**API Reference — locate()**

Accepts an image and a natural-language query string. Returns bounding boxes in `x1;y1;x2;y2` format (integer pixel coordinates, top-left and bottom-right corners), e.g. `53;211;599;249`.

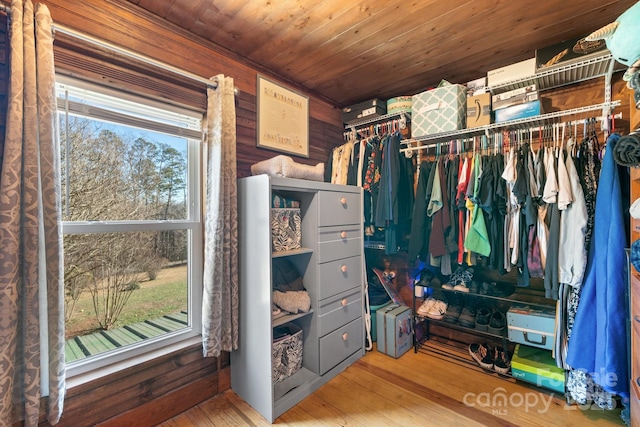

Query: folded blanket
251;155;324;181
273;290;311;314
612;132;640;167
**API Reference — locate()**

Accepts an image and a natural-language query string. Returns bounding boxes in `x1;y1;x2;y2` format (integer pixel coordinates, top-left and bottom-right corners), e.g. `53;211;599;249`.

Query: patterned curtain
0;1;65;425
202;75;239;357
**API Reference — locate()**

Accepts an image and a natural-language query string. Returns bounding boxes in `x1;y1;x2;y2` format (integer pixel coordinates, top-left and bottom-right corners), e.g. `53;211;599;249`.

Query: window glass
57;78;202;369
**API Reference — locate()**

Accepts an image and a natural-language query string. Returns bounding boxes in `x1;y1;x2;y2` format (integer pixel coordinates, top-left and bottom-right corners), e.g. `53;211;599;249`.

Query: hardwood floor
158;343;625;427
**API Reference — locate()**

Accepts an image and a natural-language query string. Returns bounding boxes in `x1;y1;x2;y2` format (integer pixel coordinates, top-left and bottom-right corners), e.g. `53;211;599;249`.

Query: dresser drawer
318;190;361;226
319;317;363;375
318;288;362;336
318;225;362;263
318;256;362;299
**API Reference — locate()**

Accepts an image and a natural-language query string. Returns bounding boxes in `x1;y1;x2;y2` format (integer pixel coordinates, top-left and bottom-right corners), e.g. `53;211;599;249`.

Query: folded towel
612;132;640;167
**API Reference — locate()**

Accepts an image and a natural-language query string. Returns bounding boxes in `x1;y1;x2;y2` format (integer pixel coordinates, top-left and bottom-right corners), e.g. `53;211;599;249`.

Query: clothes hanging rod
0;3;235;93
399;109;623;154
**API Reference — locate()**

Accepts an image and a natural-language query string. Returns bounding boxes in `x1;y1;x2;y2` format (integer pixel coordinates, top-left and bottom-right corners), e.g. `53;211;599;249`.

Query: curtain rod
0;3;235;92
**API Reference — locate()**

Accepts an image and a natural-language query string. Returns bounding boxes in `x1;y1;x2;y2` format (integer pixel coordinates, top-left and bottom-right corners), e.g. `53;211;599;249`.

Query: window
57;76;203;377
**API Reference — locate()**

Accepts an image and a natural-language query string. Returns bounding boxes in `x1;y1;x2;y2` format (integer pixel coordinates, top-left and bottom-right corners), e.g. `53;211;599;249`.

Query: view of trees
60;116;189;331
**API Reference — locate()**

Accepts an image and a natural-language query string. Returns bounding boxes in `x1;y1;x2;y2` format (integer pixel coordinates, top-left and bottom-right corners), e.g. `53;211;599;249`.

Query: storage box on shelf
232;175;365;423
412;83;466;137
342;98;386;124
507;304;556;350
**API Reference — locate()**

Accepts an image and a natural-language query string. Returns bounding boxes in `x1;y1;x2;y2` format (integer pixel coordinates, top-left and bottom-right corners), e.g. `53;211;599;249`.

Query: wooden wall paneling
39;346;229;426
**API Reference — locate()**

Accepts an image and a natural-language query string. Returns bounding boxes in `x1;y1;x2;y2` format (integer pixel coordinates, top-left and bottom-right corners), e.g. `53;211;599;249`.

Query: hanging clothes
566;133;629;400
407;161;434;263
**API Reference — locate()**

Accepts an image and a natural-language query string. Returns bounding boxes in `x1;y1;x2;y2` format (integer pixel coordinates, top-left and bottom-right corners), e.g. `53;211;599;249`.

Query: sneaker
458;304;476;328
487;311;506;335
416;298;436;317
426;299;448;320
475;306;491;331
453;267;473;292
469;343;494;370
443;266;464;290
493;347;511;374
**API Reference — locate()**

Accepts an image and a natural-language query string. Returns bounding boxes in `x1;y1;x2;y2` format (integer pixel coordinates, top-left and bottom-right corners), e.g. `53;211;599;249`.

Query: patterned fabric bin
411;83;466;137
271;208;302;252
272;323;303;383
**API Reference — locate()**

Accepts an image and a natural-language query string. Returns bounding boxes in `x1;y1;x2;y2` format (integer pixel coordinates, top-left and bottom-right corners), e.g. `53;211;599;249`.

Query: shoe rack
412;265;556;378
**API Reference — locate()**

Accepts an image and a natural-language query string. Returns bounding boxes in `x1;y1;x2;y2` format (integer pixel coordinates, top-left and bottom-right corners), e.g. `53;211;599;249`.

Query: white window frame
56;75;204;382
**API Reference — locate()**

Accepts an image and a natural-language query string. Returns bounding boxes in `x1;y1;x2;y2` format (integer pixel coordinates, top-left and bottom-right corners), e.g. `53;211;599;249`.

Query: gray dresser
231;175;364;423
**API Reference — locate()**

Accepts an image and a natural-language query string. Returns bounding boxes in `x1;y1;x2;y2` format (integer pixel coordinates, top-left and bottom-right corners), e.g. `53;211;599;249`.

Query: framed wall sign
257;75;309;157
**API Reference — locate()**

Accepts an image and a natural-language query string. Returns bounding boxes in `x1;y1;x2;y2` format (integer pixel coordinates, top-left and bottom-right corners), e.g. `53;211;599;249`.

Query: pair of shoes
492;347;511;374
417;298;447;320
442;266;474;292
479;281;515;297
487;311;506;335
475;306;491;331
468;343;494;370
458;304;476;328
468;343;512;374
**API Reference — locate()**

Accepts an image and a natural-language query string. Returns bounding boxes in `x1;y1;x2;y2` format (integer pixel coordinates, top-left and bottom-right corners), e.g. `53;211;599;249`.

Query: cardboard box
494;100;543;124
376;304;412;358
511;344;565;393
411;83;466;137
342;98;386;124
507;304;555;350
487;58;536;87
466;93;491;128
492;91;539;111
536;35;608;71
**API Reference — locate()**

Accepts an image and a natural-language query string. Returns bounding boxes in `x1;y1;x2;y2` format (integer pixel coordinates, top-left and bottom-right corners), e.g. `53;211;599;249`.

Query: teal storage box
376;304;412;358
511;344;565;393
412;83;466;137
370;301;392;342
507;304;556;350
494;100;542;123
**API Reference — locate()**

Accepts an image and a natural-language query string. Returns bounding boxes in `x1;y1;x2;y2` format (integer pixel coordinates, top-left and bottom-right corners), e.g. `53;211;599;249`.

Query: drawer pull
340;231;348;239
340;197;347;205
341;298;348;306
341;264;348;273
342;333;348;341
635;314;640;323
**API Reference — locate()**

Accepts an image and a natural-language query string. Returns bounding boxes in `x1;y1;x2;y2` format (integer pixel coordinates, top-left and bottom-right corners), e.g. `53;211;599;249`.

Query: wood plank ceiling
126;0;637;107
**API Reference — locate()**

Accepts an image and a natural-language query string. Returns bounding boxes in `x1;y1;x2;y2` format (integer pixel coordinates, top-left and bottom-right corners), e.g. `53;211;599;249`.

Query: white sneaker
417;298;436;317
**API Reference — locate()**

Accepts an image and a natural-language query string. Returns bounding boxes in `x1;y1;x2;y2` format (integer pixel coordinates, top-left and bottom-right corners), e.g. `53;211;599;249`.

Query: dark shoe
475;306;491;331
488;311;506;335
468;280;479;294
469;343;494;370
444;303;462;323
487;281;515;298
493;347;511;374
458;304;476;328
